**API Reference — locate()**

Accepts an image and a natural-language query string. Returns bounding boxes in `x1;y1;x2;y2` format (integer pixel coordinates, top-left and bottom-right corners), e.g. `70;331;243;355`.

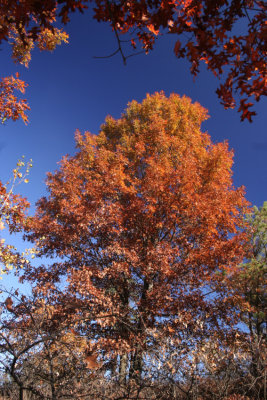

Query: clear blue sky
0;10;266;290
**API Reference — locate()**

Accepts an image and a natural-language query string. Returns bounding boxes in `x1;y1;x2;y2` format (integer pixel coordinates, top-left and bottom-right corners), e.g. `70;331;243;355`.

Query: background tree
0;1;266;121
228;202;267;399
24;92;249;389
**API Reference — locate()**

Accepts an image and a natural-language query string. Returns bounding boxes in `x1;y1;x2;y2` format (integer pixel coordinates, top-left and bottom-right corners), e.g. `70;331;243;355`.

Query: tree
0;287;105;400
228;202;267;398
23;92;249;386
0;1;266;121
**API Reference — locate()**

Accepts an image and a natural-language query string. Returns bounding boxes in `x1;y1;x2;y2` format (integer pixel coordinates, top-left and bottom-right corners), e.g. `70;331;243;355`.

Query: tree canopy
23;92;249;386
1;90;266;399
0;1;266;122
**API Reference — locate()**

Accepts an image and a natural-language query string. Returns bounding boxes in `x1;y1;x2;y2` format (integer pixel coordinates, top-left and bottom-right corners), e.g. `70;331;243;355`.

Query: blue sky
0;10;266;289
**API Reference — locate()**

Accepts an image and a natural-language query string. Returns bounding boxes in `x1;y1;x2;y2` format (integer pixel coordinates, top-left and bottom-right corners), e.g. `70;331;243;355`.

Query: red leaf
174;40;181;56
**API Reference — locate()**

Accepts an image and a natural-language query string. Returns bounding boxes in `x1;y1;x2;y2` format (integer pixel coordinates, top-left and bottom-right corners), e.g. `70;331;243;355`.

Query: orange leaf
147;24;159;35
5;297;13;311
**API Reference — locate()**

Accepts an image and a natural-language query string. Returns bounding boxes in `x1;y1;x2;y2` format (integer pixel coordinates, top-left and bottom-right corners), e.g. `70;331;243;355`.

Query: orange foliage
0;1;68;125
24;92;249;355
0;1;68;65
5;297;13;311
0;74;30;124
85;353;101;369
0;1;266;121
92;0;267;121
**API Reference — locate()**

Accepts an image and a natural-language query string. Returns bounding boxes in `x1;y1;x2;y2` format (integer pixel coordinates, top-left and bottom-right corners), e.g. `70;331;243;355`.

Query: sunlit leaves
0;2;68;125
9;26;69;68
0;158;31;276
0;74;30;124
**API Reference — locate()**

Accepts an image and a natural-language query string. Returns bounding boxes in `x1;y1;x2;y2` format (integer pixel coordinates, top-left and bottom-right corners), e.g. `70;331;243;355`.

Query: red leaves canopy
92;0;267;121
1;1;266;121
25;92;249;354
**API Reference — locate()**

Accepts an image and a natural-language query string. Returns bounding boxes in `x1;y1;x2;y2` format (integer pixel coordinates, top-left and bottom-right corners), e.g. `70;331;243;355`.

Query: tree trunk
110;355;117;378
119;353;128;385
19;387;23;400
128;277;149;383
129;346;143;383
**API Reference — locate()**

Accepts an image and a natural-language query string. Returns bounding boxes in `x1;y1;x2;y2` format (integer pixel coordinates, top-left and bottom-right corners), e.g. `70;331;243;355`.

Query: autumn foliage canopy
23;93;248;377
0;2;265;398
0;1;266;121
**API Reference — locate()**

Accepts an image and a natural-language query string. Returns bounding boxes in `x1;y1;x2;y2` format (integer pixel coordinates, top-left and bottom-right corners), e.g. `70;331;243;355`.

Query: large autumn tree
0;1;266;121
24;92;248;383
